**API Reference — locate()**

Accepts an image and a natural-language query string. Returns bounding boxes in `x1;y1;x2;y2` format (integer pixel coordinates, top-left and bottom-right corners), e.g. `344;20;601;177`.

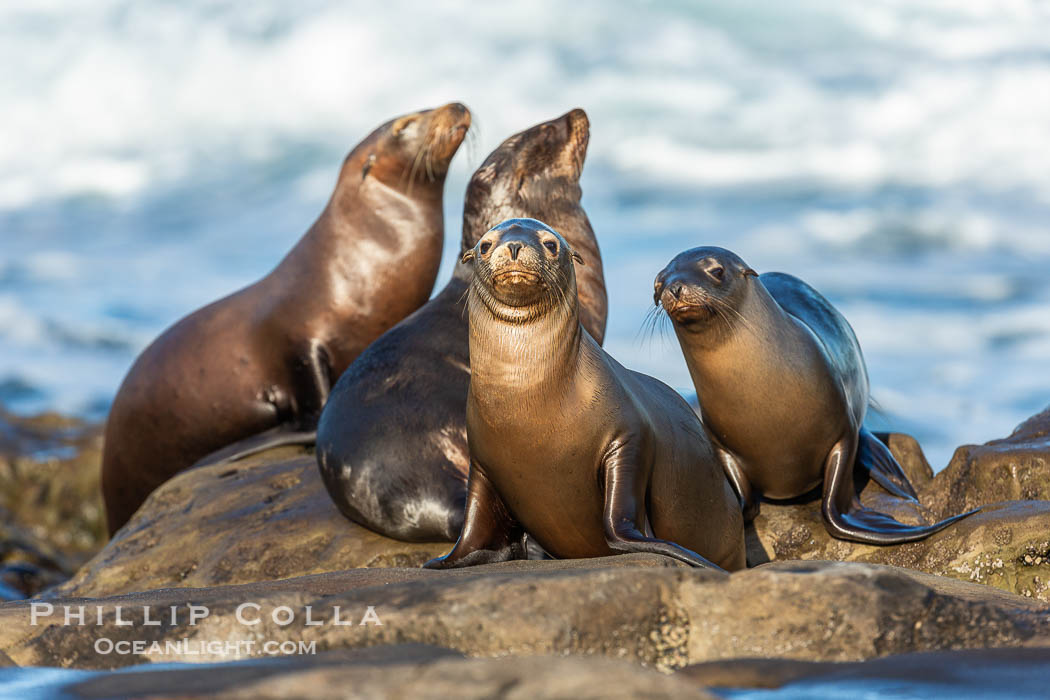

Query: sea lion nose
670;282;683;299
506;242;523;260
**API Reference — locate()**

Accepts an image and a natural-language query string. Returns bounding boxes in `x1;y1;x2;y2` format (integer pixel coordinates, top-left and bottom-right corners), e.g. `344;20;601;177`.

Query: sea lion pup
316;109;607;542
654;247;979;544
424;220;745;570
101;103;471;534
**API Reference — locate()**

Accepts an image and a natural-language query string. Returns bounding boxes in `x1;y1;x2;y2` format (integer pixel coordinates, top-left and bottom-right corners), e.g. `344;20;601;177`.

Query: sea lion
654;247;978;543
316;109;607;542
101;103;471;534
424;219;745;570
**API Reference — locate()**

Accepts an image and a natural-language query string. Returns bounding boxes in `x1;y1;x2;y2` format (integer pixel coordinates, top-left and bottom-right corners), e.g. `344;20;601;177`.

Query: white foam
2;0;1049;217
2;0;1050;470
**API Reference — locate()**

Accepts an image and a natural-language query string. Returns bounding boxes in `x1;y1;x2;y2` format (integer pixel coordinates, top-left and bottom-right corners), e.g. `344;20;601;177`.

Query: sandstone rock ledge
52;447;451;598
925;405;1050;517
748;428;1050;602
0;408;105;599
54;411;1050;606
3;645;717;700
3;558;1048;671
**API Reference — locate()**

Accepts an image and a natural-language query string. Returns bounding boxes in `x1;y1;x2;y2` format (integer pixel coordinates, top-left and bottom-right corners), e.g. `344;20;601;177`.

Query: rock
871;431;935;492
923;405;1050;519
3;559;1047;670
745;433;938;569
53;447;459;598
678;657;845;689
0;560;67;602
849;502;1050;600
747;428;1050;601
0;408;105;597
678;647;1050;693
4;646;713;699
749;499;1050;601
196;655;715;700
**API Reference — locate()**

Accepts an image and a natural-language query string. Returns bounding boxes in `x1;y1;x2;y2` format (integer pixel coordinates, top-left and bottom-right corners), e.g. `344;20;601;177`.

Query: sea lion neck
277;176;445;290
466;282;582;398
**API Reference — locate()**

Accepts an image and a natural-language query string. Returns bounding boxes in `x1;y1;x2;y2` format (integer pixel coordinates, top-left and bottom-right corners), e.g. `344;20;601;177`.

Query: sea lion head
654;247;758;330
461;109;589;252
463;218;584;320
351;102;471;193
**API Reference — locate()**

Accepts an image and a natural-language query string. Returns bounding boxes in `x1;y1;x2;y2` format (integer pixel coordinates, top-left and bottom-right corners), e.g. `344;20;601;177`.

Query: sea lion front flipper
856;427;919;501
423;461;527;569
289;338;335;421
601;437;725;570
714;445;761;522
190;338;336;470
189;426;318;470
821;438;979;545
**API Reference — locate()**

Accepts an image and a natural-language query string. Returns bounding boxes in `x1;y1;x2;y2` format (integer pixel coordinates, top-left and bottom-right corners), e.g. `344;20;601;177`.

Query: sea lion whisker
423;137;436;182
706;295;762;337
636;305;662;344
405;135;430;194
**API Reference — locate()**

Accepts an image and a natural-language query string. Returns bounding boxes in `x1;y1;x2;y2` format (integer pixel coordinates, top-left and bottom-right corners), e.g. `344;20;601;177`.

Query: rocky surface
0;645;715;699
0;408;105;599
924;405;1050;518
2;404;1050;697
53;423;1050;605
51;446;456;598
748;430;1050;602
5;643;1049;698
679;647;1050;693
3;557;1048;671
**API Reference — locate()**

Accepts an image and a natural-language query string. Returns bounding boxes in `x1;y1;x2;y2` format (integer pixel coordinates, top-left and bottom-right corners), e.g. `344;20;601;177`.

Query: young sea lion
654;247;978;544
424;219;745;570
101;103;471;534
316;109;607;542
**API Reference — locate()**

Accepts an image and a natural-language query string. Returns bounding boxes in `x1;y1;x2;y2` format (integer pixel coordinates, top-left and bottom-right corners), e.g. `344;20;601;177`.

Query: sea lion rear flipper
423;461;527;569
856;427;920;501
822;438;979;545
189;426;318;470
601;437;725;570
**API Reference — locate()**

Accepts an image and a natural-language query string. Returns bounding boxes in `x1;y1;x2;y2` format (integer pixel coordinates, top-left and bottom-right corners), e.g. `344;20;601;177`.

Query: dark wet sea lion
424;219;745;570
101;103;471;534
316;109;607;542
654;246;978;543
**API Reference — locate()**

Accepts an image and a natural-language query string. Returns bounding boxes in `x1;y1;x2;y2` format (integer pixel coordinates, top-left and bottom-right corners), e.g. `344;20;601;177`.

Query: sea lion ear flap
571;251;585;266
742;268;758;278
461;249;475;264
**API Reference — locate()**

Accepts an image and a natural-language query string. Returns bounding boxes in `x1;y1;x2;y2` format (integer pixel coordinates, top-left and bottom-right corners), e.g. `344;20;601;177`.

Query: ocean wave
1;0;1049;469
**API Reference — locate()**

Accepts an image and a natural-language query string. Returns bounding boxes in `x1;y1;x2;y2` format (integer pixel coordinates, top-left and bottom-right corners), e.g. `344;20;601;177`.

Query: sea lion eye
479;241;492;255
543;241;558;255
708;266;724;281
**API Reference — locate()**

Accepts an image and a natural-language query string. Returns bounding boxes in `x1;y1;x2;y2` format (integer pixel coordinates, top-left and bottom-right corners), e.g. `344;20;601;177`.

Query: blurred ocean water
1;0;1049;470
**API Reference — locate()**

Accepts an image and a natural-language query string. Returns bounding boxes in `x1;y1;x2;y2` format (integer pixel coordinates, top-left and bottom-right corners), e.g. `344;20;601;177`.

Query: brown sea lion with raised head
316;109;607;542
101;103;471;534
424;219;745;570
654;246;978;543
